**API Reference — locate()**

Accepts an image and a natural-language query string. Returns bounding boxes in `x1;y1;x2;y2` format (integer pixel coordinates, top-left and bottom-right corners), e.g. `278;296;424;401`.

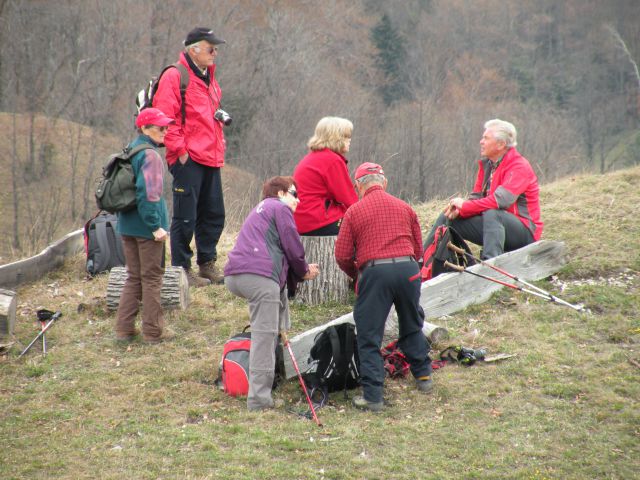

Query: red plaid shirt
335;185;423;279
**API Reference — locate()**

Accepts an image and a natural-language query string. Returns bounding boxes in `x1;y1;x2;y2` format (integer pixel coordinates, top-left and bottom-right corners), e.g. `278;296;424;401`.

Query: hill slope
0;112;261;263
1;166;639;479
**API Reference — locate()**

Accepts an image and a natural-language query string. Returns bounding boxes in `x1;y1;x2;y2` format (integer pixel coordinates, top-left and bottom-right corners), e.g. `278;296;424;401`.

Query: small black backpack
83;212;125;276
304;323;360;396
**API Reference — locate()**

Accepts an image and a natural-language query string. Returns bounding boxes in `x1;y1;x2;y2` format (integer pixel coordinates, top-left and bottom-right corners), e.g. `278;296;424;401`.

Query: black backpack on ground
95;143;154;214
304;323;360;397
421;224;476;281
84;212;125;276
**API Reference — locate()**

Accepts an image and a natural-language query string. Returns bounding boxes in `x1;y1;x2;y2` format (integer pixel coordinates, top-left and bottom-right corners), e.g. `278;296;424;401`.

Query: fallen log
106;266;190;311
0;289;17;338
419;240;567;320
0;229;84;289
283;240;566;378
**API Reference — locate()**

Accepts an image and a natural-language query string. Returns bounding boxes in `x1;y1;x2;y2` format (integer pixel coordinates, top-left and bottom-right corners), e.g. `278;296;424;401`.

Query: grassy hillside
1;167;639;479
0;112;261;263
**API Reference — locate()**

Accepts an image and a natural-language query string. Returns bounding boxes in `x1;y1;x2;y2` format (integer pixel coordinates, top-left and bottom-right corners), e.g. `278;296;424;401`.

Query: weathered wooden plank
419;240;566;320
297;236;350;305
0;289;17;338
283;240;566;378
0;229;84;289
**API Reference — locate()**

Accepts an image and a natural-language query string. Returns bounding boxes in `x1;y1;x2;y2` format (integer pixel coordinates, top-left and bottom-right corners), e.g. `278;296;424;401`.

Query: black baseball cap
184;27;226;47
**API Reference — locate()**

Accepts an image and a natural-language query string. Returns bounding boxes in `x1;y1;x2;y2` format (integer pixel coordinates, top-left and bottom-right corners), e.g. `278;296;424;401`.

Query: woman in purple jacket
224;176;320;411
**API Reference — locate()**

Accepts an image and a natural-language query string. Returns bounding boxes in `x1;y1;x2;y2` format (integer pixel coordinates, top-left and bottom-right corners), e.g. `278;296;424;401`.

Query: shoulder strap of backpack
174;63;189;125
123;143;155;159
341;324;356;397
327;326;343;373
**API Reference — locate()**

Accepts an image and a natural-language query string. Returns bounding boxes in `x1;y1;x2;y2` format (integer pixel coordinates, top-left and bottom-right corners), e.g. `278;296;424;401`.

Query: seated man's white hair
484;118;517;148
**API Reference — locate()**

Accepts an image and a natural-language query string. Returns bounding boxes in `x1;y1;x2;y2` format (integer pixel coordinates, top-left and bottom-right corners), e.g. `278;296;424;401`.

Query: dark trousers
302;219;341;236
115;236;165;341
169;158;225;269
425;209;534;260
354;261;432;403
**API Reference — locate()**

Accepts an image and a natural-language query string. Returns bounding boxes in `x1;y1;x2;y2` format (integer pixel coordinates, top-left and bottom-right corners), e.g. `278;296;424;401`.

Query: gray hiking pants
225;274;290;410
425;209;534;259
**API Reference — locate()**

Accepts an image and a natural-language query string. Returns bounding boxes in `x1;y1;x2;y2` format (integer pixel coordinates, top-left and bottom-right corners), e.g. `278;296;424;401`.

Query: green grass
1;167;640;479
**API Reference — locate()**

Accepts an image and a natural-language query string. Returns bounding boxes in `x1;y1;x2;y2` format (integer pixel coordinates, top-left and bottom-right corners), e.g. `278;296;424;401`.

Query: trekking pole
41;318;47;354
18;311;62;358
447;242;585;312
281;331;323;427
443;261;575;305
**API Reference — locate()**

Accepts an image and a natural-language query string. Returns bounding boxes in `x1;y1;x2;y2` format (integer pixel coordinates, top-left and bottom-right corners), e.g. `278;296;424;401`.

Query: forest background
0;0;639;262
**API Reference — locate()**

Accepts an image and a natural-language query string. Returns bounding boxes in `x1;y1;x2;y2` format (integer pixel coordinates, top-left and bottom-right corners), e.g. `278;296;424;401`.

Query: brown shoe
143;328;176;345
198;260;224;284
115;329;140;344
186;268;211;288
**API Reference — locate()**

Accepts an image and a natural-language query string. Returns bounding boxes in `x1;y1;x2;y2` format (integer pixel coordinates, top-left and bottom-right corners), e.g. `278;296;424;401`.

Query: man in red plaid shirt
335;162;434;412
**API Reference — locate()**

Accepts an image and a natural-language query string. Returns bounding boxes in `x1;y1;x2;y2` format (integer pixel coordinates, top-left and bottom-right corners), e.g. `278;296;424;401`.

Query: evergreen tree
371;14;412;105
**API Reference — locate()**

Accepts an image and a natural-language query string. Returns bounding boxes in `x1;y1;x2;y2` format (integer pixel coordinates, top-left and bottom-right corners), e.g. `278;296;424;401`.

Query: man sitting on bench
424;118;542;260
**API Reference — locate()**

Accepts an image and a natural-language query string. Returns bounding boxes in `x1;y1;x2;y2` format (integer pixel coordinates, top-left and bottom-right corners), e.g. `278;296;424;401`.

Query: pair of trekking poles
18;309;63;358
444;242;586;312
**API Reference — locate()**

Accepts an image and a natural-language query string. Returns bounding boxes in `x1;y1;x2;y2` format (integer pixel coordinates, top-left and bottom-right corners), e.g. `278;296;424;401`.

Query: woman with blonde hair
293;116;358;236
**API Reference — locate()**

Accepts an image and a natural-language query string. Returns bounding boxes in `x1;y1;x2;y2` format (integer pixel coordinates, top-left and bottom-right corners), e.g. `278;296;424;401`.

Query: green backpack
95;143;154;213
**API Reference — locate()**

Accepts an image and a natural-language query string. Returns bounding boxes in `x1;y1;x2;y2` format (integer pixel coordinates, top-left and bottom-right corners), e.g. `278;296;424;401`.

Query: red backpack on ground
215;327;285;397
421;224;475;281
217;328;252;396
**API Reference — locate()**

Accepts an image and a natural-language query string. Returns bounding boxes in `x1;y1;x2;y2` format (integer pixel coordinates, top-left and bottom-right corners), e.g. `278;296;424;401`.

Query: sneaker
352;395;384;412
198;260;224;284
415;376;434;393
186;268;211;288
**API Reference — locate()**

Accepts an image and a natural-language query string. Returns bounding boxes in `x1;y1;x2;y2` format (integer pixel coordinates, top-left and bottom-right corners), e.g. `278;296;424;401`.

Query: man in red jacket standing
425;118;542;259
153;27;228;287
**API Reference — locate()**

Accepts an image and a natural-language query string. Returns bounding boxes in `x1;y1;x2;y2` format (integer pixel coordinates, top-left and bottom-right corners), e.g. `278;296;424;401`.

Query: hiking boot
198;260;224;284
185;268;211;288
415;376;434;394
143;328;176;345
115;329;140;344
352;395;384;412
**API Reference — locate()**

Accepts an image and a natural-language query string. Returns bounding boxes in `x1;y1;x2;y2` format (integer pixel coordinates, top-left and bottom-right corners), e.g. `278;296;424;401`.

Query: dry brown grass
1;164;639;479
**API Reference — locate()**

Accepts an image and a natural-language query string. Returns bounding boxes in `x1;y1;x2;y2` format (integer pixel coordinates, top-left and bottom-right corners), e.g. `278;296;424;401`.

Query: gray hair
184;41;203;53
356;173;386;186
484;118;517;148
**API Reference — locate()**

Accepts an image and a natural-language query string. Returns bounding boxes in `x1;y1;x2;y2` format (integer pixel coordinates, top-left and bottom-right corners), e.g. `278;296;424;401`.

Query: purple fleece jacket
224;198;309;288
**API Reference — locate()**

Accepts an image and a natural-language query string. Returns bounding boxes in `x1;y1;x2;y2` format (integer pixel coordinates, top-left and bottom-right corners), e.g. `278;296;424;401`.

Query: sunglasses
152;125;169;133
287;188;298;198
196;45;218;55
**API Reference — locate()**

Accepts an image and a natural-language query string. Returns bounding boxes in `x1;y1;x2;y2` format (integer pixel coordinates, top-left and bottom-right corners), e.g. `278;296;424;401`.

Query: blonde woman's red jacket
459;147;543;241
293;148;358;234
153;52;226;168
